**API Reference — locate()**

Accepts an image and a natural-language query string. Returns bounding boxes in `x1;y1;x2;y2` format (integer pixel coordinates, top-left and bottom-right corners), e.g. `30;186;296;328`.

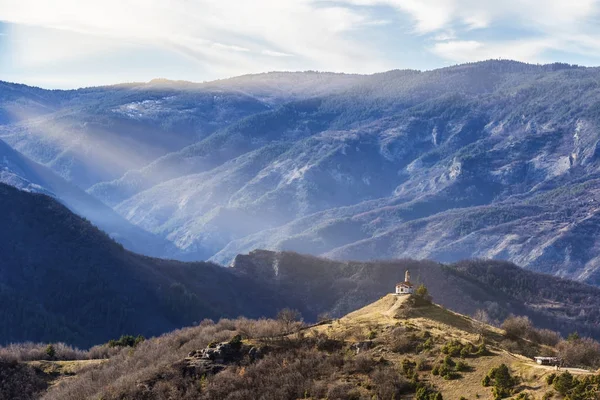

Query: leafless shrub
0;360;47;400
474;309;492;324
317;312;332;323
502;316;534;340
371;366;411;399
391;336;414;354
557;337;600;368
237;317;290;339
389;327;417;354
87;344;123;360
276;308;303;334
537;329;562;346
0;342;89;362
416;355;431;371
327;382;361;400
345;353;376;374
43;318;274;400
41;316;322;400
500;339;521;354
200;348;336;400
501;315;565;349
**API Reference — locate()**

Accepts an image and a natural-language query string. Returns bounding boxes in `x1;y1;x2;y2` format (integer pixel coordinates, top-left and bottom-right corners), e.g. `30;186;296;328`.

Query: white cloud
337;0;600;60
7;24;127;68
2;0;600;87
261;50;294;57
339;0;598;34
431;38;556;64
351;0;600;65
0;0;391;78
211;43;250;53
433;30;457;41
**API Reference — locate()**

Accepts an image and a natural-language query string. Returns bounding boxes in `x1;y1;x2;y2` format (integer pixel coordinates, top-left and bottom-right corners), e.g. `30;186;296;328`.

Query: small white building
395;270;414;295
534;357;559;366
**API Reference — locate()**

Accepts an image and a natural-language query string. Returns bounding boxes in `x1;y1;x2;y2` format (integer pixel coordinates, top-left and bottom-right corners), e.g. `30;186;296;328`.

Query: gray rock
351;341;374;354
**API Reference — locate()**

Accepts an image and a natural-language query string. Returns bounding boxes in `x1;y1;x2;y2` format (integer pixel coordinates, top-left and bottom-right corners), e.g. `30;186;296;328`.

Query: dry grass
308;294;597;400
312;294;501;345
18;294;600;400
429;351;513;400
311;294;409;339
28;359;107;388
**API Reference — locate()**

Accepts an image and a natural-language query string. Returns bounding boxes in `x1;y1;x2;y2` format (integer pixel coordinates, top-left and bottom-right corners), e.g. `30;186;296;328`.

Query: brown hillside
26;293;599;400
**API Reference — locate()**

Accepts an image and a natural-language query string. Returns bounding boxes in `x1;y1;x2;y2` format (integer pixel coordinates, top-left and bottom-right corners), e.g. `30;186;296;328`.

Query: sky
2;0;600;88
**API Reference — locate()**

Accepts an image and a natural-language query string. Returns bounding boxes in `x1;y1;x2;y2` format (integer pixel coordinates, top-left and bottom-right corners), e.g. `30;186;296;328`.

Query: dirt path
383;294;410;317
528;363;591;375
500;351;593;376
342;293;409;322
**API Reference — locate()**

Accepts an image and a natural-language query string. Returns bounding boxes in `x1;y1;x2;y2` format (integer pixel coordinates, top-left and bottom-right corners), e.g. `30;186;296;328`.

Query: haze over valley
4;62;600;284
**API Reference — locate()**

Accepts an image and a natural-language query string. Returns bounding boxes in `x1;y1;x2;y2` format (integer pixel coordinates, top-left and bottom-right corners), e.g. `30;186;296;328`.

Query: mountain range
4;181;600;347
3;61;600;282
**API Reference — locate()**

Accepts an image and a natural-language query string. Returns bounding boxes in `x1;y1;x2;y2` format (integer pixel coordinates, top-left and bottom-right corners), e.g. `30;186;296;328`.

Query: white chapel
395;270;414;295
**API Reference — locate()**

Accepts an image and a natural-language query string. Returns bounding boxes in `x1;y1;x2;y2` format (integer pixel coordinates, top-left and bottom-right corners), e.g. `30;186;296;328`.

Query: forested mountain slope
0;184;291;347
0;81;270;189
232;250;600;339
5;61;600;281
3;182;600;347
0;138;175;257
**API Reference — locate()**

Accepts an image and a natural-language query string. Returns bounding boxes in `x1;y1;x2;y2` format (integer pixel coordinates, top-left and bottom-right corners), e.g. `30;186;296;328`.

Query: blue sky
2;0;600;89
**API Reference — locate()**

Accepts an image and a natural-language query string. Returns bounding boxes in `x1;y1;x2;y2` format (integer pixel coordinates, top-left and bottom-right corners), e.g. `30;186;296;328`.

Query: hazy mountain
5;61;600;280
0;81;270;189
0;81;60;125
122;61;600;281
5;181;600;349
0;184;295;347
0;138;176;257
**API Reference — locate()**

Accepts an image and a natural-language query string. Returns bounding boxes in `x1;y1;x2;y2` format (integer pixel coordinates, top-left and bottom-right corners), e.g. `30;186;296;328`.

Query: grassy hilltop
5;290;600;400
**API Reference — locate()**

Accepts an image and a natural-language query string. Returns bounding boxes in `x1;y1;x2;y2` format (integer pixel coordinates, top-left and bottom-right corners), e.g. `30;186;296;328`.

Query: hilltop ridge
24;291;600;400
232;250;600;339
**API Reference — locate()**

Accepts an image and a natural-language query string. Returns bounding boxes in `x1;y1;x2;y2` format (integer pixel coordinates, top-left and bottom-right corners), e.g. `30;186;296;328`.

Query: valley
5;62;600;400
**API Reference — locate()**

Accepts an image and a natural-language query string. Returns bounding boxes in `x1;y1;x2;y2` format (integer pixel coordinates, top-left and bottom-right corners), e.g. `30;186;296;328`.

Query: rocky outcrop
351;340;374;354
175;337;263;379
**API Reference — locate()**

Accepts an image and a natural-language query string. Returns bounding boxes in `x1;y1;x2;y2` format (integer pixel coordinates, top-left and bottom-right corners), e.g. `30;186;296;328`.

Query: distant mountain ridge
5;182;600;346
4;61;600;281
0;138;176;257
231;250;600;339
